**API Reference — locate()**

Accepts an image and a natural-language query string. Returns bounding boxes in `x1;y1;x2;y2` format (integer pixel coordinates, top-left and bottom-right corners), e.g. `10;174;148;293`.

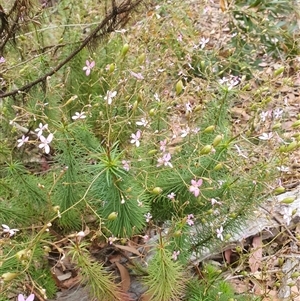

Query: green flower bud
199;144;213;155
273;66;284;77
286;140;298;152
148;149;158;155
1;272;18;282
121;43;130;57
292;120;300;128
149;108;156;116
138;53;146;64
212;135;223;147
174;230;182;237
108;63;115;73
280;197;296;204
273;186;285;195
214;163;223;171
203;125;215;133
175;80;184;95
132;100;138;111
152;187;163;194
107;212;118;220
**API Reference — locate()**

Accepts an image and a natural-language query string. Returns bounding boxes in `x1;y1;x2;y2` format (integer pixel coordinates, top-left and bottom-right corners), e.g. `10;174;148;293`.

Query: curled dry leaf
249;235;262;273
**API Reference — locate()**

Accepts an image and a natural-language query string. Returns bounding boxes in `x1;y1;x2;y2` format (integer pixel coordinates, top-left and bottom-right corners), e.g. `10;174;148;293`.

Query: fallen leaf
224;249;232;264
114;244;142;257
249;235;262;273
115;261;131;292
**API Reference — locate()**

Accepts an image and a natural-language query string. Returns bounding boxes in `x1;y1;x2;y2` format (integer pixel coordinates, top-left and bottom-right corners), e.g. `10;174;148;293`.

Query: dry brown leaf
114;244;142;257
224;249;232;264
139;293;152;301
115;261;131;292
249;235;262;273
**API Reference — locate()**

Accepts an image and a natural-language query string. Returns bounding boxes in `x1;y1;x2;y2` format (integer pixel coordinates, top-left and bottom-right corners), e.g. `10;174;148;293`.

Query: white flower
258;132;273;141
17;135;29;148
234;144;248;159
180;126;190;137
136;118;149;127
216;226;224;241
35;123;48;137
167;192;176;200
104;90;117;105
199;37;209;49
39;133;53;154
72;112;86;120
277;166;289;172
2;224;19;237
157;153;173;168
144;212;152;223
172;250;180;261
260;111;270;122
273;108;283;119
130;130;141;147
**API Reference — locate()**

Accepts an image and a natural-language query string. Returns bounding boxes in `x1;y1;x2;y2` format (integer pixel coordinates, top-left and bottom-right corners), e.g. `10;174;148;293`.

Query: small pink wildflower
18;294;35;301
2;224;19;237
104;90;117;105
108;236;116;245
130;130;141;147
39;133;53;154
17;135;29;148
136;118;149;127
143;234;149;241
0;57;5;63
167;192;176;200
144;212;152;223
35;123;48;137
186;214;194;226
159;139;167;152
199;37;209;49
157;153;173;168
216;226;224;241
83;60;95;76
172;250;180;261
189;179;203;197
130;71;144;80
72;112;86;120
122;160;130;171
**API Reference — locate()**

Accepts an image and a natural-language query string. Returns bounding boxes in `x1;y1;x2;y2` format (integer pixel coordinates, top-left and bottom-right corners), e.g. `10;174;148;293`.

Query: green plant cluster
0;0;299;300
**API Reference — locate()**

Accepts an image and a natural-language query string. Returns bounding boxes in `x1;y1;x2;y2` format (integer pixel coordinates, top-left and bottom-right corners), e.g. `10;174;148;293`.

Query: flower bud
273;186;285;195
280;197;296;204
203;125;215;133
214;163;223;171
108;63;115;73
148;149;158;155
273;66;284;77
1;272;18;282
138;53;146;64
149;108;156;116
121;43;129;57
174;230;182;237
199;144;213;155
292;120;300;128
175;80;184;95
212;135;223;147
107;212;118;220
152;187;163;194
286;140;298;152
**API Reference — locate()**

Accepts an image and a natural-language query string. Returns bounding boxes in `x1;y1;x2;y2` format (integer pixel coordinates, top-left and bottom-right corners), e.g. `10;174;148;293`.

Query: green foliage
143;242;186;301
0;0;299;300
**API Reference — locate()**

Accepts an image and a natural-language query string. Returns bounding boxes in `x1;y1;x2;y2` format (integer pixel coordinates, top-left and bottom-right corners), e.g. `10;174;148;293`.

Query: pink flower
157;153;173;168
167;192;176;200
18;294;35;301
189;179;203;197
130;130;141;147
216;226;224;241
83;60;95;76
39;133;53;154
17;135;29;148
35;123;48;137
172;250;180;261
186;214;194;226
122;160;130;171
0;57;5;63
159;139;167;152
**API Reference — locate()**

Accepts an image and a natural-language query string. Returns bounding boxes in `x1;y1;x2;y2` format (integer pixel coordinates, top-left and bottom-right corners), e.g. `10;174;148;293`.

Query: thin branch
0;0;144;99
